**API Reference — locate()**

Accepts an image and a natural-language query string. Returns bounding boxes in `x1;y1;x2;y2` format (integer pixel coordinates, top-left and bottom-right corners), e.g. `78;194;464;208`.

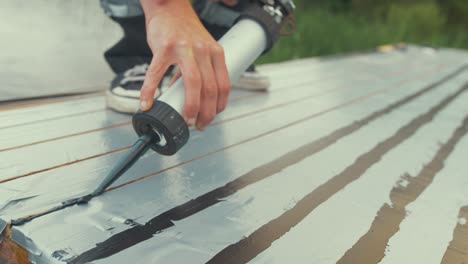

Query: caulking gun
11;0;295;226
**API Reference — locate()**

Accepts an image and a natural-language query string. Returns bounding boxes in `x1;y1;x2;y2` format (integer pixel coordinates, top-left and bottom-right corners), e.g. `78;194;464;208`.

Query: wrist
140;0;194;24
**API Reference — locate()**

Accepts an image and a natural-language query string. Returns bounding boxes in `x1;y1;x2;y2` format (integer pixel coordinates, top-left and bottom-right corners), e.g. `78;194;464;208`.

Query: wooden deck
1;46;468;264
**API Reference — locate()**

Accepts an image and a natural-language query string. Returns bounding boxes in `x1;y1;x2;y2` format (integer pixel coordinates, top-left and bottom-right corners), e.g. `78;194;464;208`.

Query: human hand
140;0;231;131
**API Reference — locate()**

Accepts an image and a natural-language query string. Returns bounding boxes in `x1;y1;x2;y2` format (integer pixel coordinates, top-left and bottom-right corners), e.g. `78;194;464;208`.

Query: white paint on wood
1;47;468;263
379;136;468;264
252;78;468;264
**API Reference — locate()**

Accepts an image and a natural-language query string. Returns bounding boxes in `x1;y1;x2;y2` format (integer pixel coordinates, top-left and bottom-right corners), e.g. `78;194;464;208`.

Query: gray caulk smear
69;66;468;264
11;134;154;226
207;82;468;264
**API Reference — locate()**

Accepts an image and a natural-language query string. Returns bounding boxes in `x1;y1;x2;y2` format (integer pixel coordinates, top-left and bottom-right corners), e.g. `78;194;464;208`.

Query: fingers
179;52;202;127
211;45;230;113
194;42;219;130
169;67;182;87
143;38;229;131
140;56;170;111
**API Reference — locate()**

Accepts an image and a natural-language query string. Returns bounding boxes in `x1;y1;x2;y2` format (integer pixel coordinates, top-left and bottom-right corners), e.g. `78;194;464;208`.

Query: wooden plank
0;48;446;181
2;62;458;220
0;60;434;183
255;87;468;264
0;93;103;112
0;48;439;152
379;133;468;264
74;69;468;264
0;110;130;152
441;206;468;264
5;62;467;263
0;96;106;129
0;56;362;152
2;48;468;264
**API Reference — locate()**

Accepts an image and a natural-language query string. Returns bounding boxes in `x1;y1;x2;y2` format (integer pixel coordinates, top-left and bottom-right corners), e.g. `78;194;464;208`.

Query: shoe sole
233;77;270;91
232;73;270;92
106;90;141;114
106;83;163;114
106;90;149;114
107;74;266;114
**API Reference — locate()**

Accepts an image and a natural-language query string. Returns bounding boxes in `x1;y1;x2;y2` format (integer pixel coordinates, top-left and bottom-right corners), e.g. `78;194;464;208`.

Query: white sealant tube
158;18;269;114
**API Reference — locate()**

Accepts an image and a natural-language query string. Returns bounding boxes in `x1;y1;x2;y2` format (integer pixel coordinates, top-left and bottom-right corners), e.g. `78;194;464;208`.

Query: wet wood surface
1;47;468;264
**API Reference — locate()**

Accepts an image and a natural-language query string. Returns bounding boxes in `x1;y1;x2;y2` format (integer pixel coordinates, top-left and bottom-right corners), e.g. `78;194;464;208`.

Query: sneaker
106;63;268;114
232;65;270;91
106;63;170;114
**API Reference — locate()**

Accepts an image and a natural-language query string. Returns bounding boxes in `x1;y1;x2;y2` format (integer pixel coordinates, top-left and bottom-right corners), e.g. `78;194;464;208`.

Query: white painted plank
0;51;430;182
91;68;468;264
251;82;468;264
0;56;367;152
0;72;384;218
0;47;444;152
1;57;432;182
379;134;468;264
7;63;466;262
0;96;105;129
0;110;131;151
0;48;448;180
2;48;468;263
2;62;457;219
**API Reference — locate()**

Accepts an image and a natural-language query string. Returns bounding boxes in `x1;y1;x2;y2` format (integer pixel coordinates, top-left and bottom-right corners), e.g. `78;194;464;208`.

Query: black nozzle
132;100;190;156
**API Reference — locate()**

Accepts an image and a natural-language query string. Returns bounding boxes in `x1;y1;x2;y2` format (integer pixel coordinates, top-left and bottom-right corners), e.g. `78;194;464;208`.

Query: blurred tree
386;2;445;41
350;0;393;19
259;0;468;63
437;0;468;27
296;0;351;12
324;0;352;12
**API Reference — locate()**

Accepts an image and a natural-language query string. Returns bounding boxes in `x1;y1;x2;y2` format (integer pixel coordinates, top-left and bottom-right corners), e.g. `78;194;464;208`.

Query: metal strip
1;62;414;183
69;68;468;263
0;58;353;153
1;64;460;222
0;96;105;128
337;115;468;263
207;82;468;264
441;206;468;263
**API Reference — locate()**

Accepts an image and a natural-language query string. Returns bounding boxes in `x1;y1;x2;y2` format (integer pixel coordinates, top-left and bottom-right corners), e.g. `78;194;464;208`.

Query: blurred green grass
258;0;468;64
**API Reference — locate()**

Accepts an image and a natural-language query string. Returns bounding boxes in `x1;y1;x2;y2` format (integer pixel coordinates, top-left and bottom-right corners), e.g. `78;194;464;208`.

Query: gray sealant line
10;134;155;226
206;81;468;264
69;67;468;263
5;64;467;261
9;64;467;228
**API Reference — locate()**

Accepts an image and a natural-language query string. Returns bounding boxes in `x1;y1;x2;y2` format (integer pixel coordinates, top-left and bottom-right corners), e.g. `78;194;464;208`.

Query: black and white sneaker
233;65;270;91
106;63;269;113
106;63;170;114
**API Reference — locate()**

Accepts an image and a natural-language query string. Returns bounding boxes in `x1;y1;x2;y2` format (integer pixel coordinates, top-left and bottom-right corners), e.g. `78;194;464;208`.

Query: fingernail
187;118;196;127
140;100;148;110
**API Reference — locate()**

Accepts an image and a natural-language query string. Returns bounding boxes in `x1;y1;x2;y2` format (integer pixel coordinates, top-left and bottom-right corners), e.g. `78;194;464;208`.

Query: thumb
140;58;169;111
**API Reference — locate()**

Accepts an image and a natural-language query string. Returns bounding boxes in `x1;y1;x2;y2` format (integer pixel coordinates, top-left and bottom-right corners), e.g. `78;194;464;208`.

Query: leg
100;0;150;73
101;0;243;73
104;15;151;74
193;0;246;40
101;0;165;113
